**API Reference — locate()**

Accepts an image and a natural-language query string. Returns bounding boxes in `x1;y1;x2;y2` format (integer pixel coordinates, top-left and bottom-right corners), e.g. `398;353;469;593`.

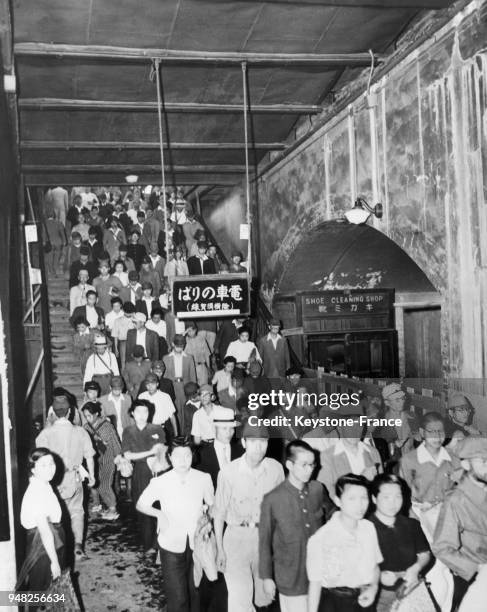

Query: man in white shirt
191;384;219;444
83;334;120;395
69;269;95;314
139;373;178;436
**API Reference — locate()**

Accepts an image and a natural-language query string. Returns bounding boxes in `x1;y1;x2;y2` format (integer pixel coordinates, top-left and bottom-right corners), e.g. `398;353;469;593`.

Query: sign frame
170;273;251;319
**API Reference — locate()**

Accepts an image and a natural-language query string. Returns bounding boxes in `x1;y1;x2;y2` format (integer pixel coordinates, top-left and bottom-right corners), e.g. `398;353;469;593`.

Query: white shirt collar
417;442;451;466
334;439;367;456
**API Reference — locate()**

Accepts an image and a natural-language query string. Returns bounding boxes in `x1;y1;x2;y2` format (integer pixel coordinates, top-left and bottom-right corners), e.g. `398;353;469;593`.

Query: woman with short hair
17;448;65;596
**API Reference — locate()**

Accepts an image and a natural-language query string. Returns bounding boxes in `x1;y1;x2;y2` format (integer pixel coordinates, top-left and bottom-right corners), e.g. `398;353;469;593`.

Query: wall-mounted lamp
125;174;138;184
344;197;383;225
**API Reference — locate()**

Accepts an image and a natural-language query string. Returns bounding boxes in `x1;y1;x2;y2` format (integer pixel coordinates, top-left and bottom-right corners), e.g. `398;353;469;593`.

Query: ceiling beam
22;164;247;174
14;43;384;67
23;176;240;187
19;98;322;115
20;140;287;150
221;0;453;7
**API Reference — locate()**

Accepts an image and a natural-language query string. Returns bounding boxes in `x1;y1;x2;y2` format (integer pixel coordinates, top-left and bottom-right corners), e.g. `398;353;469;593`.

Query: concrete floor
75;502;165;612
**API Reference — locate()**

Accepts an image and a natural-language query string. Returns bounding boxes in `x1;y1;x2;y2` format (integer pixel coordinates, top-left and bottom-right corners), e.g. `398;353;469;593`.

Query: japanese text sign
171;274;250;319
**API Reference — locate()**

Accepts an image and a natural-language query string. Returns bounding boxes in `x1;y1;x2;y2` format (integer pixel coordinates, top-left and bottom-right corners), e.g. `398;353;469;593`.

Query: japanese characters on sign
300;289;394;332
171;274;250;319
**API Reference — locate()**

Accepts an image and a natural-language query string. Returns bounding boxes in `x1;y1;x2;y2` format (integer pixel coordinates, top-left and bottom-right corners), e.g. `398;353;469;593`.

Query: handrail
25;348;44;403
23;286;42;324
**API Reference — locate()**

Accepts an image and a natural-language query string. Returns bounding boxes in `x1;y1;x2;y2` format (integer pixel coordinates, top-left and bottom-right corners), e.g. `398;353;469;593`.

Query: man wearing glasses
258;440;326;612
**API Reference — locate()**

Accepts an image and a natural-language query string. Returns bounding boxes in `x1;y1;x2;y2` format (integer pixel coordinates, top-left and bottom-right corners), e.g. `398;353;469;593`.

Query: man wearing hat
138;360;175;402
36;396;96;558
83;333;120;395
213;420;284;612
445;393;481;444
432;437;487;611
374;382;415;469
126;311;159;362
196;406;243;612
257;319;290;382
191;384;219;445
163;334;197;416
100;376;133;441
187;241;217;275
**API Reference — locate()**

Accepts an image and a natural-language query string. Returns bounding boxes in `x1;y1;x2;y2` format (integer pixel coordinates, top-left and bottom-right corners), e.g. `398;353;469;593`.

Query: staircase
47;274;84;407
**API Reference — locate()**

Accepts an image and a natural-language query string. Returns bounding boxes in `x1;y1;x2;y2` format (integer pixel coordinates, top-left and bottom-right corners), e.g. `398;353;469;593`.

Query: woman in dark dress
121;399;166;554
370;473;433;612
17;449;66;600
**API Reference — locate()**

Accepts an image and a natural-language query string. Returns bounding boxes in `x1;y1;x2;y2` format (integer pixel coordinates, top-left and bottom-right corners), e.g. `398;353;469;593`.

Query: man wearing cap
432;437;487;611
191;384;219;445
196;406;243;612
83;334;120;395
213;420;284;612
70;289;104;330
187;241;217;275
139;373;178;436
445;394;481;445
257;319;290;381
126;312;159;362
374;382;415;469
36;396;96;558
163;334;197;415
100;376;133;441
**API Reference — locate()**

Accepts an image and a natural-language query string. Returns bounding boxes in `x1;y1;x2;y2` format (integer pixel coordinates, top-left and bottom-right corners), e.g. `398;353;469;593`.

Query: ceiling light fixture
125;174;138;184
344;197;383;225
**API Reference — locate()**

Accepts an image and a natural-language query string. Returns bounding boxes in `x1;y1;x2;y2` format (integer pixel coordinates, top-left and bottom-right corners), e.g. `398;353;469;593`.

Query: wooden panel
403;307;441;379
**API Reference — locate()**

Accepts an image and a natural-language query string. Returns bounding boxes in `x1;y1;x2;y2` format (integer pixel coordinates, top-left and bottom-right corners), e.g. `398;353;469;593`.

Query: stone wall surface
257;0;487;380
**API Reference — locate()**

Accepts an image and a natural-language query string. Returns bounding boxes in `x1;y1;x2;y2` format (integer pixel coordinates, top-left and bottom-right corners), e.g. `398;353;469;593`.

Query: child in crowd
307;474;382;612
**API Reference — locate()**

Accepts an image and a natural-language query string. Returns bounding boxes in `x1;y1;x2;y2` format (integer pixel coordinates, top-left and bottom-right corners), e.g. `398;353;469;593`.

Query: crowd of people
17;184;487;612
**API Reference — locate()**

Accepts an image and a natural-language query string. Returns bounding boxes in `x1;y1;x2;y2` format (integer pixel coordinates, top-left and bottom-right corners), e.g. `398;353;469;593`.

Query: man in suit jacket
163;334;197;415
99;376;133;440
126;312;159;362
195;405;243;612
257;318;291;380
187;241;217;275
69;290;105;329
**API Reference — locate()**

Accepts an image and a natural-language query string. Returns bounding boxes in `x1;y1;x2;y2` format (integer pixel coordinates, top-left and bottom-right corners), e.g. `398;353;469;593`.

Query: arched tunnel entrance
272;220;441;379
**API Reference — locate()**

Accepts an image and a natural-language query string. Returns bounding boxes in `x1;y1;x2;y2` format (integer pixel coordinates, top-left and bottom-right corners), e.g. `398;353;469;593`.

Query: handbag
43;569;81;611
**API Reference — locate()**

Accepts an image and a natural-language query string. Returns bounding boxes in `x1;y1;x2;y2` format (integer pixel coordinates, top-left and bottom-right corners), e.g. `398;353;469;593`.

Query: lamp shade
344;207;370;225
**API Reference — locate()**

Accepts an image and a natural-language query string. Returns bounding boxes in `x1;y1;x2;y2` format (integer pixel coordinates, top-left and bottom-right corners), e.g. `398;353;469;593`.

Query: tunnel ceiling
276;220;437;295
13;0;455;198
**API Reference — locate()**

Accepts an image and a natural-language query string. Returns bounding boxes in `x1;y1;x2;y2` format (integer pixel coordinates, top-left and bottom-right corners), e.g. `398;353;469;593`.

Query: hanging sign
239;223;249;240
171;273;250;319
